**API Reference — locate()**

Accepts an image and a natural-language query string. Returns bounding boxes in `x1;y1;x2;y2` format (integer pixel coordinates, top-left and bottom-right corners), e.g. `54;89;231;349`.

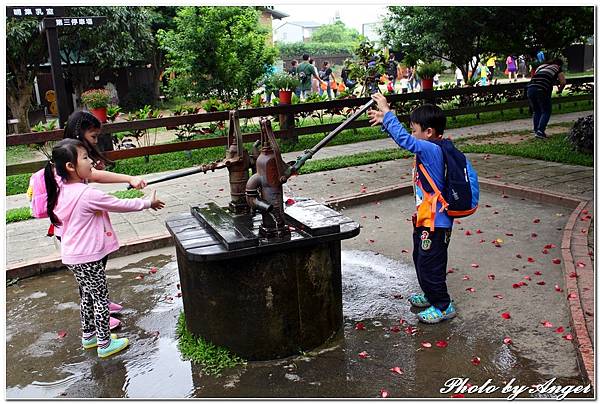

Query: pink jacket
55;182;151;265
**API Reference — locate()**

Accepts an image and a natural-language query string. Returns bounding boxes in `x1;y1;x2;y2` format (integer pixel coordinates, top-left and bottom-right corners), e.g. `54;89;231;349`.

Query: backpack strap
418;163;449;212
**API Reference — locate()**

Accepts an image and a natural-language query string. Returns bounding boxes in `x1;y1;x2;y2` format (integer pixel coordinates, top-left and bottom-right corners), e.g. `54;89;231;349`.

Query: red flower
501;312;511;319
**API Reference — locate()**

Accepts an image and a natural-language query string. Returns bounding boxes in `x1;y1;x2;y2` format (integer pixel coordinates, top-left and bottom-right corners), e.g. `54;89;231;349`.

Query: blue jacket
382;111;453;229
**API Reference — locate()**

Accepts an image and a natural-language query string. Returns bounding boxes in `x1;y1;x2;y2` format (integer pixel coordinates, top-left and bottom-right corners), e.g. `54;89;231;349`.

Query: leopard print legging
67;258;111;346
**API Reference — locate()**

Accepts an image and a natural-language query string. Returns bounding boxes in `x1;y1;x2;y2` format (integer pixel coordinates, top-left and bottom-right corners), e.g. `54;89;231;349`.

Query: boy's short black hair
410;104;446;135
302;54;309;61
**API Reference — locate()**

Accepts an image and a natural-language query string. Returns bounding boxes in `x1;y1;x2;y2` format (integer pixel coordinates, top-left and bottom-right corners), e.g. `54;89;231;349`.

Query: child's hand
372;93;390;113
129;176;147;189
367;109;385;126
94;160;106;171
149;190;165;210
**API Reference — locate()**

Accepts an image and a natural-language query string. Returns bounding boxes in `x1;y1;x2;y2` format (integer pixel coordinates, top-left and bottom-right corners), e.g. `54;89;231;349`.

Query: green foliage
121;83;157;112
268;72;300;91
416;61;445;79
176;312;246;376
81;89;111;109
346;39;388;96
106;105;122;122
124;105;163;149
30;120;57;132
276;42;354;58
567;115;593;154
310;21;361;44
158;7;277;103
6;207;33;223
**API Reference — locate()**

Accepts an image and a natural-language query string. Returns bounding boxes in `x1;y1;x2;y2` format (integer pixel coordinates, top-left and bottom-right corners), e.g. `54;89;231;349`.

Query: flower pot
279;90;292;104
421;78;434;91
90;107;108;123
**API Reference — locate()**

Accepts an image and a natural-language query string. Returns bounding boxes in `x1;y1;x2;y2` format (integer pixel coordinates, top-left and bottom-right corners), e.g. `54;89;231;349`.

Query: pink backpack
27;168;50;218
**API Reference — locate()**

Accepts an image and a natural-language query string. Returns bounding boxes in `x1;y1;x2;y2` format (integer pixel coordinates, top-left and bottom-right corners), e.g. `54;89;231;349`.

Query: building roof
274;20;323;31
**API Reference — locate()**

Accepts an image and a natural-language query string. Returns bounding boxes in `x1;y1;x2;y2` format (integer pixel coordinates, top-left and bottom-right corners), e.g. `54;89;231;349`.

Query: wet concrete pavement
6;191;593;398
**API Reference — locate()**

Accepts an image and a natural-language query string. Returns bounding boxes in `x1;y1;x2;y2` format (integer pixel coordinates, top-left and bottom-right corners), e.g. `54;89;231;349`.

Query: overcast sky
273;4;389;33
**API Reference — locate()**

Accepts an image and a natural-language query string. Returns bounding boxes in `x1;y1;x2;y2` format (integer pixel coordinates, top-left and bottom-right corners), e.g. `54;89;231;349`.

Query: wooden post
41;21;71;128
279;109;297;145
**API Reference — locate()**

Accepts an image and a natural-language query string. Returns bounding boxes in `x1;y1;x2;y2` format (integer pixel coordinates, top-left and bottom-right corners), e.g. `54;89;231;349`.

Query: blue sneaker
82;333;117;349
97;337;129;358
417;302;457;324
408;293;431;308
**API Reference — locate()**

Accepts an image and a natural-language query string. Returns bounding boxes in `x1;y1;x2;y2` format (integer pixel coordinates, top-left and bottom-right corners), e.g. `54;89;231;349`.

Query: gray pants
67;258;111;347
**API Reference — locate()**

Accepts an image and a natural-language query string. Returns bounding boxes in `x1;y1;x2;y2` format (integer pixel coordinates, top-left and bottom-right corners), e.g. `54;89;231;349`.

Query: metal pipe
126;166;215;189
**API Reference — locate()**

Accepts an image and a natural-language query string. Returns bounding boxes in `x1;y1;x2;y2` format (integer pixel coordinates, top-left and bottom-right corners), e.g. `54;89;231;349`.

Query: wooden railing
6;76;593;176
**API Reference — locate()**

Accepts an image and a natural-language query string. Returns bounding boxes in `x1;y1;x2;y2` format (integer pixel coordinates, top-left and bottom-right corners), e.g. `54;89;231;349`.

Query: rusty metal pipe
246;173;273;213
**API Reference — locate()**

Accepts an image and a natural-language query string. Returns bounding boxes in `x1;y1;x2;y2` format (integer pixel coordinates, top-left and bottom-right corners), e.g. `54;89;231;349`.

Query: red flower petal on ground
380;388;389;398
401;249;409;254
569;272;578;278
436;340;449;348
488;274;495;280
455;219;462;224
355;322;366;330
545;244;557;249
471;263;479;268
582;209;588;214
471;356;481;365
552;258;561;264
421;342;432;348
505;232;513;236
476;229;483;234
524;276;531;281
149;267;158;274
466;287;476;292
516;254;522;259
567;293;577;300
533;218;540;223
358;351;369;358
399;319;407;325
537;281;546;285
542;249;549;254
405;326;417;335
389;367;404;375
494;294;504;299
479;239;486;243
563;334;574;341
534;271;543;276
447;268;455;274
451;393;465;398
57;330;67;339
368;239;375;244
554;326;565;333
555;285;563;292
135;274;144;280
512;283;521;289
465;230;472;236
541;321;554;328
285;198;296;206
503;337;512;345
390;325;401;333
501;312;511;319
463;275;470;280
577;261;586;268
527;257;535;263
531;233;538;238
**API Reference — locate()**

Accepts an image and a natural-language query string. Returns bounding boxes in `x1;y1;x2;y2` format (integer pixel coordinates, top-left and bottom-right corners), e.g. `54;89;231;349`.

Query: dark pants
412;227;452;311
527;86;552;135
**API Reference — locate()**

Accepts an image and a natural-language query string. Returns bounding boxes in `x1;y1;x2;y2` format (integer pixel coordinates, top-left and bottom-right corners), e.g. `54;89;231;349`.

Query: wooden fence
6;76;593;176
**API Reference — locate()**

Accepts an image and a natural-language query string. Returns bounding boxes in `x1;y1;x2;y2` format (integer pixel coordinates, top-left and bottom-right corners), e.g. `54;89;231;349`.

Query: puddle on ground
6;250;592;399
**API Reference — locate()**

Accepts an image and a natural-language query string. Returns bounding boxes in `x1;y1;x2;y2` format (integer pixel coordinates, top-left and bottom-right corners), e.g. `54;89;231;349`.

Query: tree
7;17;48;133
158;7;277;103
58;7;154;104
146;6;179;102
379;6;594;79
310;21;360;44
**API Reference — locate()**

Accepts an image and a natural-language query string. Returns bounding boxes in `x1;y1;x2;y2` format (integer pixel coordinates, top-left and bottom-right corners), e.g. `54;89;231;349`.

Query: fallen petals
447;268;455;274
501;312;511;319
455;219;462;224
389;367;404;375
524;276;531;281
471;356;481;365
552;258;561;264
512;283;521;289
555;285;563;292
390;325;401;333
465;287;476;292
494;294;504;299
567;293;578;300
516;254;522;259
487;274;496;280
465;230;472;236
533;218;540;223
285;198;296;206
421;342;432;348
503;337;512;345
435;340;449;348
541;321;554;328
368;239;376;244
149;267;158;274
542;249;549;254
463;275;470;280
355;322;366;331
476;229;483;234
527;257;535;263
563;334;574;341
135;274;145;280
505;233;514;236
401;249;409;253
554;326;565;333
470;263;479;268
380;388;389;398
568;272;578;278
451;393;465;398
57;330;67;339
534;271;543;276
544;244;557;249
577;261;586;268
405;326;418;335
536;281;546;285
531;233;538;238
358;351;369;359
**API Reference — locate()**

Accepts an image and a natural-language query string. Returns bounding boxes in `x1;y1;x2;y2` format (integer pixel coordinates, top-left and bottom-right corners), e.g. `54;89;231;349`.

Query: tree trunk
7;79;34;134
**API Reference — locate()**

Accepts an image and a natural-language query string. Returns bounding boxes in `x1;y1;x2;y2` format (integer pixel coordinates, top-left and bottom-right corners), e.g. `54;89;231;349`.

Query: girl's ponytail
44;161;61;226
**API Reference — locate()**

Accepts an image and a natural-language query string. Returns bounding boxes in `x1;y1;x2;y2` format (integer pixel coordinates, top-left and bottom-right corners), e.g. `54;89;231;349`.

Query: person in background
400;75;410;93
537;49;545;63
506;55;517;82
310;58;320;95
288;59;301;97
517;55;527;79
297;54;323;99
318;61;335;100
387;52;399;89
433;73;440;87
526;58;566;139
486;55;496;81
454;66;464;86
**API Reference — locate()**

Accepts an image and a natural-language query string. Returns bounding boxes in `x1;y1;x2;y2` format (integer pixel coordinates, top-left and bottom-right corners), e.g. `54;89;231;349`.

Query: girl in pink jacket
45;138;165;358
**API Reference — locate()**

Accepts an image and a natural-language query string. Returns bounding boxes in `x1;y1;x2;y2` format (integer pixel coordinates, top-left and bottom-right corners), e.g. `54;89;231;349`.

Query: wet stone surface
6;191;593;398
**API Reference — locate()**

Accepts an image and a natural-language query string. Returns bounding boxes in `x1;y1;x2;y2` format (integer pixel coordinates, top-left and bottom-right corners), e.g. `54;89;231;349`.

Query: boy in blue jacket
367;93;456;324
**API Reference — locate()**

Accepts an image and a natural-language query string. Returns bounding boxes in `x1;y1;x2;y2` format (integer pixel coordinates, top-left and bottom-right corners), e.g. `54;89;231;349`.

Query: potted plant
81;88;111;122
268;72;300;104
416;61;444;91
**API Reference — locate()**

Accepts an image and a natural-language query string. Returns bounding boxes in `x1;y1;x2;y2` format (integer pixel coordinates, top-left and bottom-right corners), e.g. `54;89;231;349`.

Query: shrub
81;89;111;109
121;83;156;112
277;42;354;58
567;115;593;154
268;72;300;91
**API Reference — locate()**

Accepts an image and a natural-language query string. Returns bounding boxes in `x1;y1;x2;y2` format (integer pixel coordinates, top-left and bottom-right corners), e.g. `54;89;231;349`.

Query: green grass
176;312;246;376
6;145;39;165
6;188;146;224
6;101;592;196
